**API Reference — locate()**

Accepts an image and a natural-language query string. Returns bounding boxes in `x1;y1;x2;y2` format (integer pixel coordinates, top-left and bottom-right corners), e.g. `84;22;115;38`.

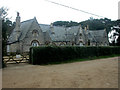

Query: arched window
79;33;82;36
88;40;90;46
32;30;39;37
31;40;39;47
79;41;83;46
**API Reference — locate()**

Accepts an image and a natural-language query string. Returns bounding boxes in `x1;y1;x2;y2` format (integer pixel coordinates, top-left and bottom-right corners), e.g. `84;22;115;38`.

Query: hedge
29;46;120;65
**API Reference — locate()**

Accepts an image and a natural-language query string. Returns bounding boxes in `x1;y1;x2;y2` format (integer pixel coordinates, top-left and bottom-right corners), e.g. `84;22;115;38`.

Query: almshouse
7;13;109;53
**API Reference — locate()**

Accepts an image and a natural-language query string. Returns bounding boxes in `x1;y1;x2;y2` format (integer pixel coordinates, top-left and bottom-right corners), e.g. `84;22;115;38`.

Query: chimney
15;12;21;41
50;23;55;34
15;12;21;32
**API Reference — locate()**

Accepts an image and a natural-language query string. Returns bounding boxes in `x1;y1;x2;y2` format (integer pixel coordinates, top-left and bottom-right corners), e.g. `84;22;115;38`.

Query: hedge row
29;46;120;65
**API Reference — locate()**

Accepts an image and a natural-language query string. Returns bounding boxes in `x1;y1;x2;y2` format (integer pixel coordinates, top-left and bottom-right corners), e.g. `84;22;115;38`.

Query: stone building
7;13;109;53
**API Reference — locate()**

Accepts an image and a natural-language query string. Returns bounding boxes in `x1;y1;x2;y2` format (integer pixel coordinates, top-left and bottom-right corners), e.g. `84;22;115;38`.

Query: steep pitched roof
88;30;106;43
8;19;34;44
40;24;79;42
39;24;51;32
40;24;107;43
8;17;108;45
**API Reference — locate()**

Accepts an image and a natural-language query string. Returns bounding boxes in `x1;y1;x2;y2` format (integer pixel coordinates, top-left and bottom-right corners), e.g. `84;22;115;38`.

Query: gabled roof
19;19;35;40
88;30;106;43
39;24;51;32
8;19;35;43
40;25;79;42
40;24;107;43
8;17;108;45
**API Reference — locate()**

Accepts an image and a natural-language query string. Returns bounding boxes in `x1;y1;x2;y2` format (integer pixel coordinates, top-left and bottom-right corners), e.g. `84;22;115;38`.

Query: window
88;40;90;45
80;41;83;46
79;33;82;36
31;40;39;47
7;45;10;52
32;30;39;37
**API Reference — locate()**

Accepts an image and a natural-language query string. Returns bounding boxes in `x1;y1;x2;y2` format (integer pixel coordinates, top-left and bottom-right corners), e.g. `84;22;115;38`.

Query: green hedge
29;46;120;65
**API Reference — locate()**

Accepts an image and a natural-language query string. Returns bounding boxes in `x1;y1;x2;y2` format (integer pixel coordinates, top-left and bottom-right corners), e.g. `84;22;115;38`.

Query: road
2;57;119;88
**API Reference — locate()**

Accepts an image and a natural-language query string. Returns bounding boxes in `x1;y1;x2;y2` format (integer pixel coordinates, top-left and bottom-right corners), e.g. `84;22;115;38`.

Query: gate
3;53;29;64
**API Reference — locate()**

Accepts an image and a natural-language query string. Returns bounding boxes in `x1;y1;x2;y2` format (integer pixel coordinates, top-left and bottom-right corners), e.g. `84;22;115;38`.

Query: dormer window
32;30;39;37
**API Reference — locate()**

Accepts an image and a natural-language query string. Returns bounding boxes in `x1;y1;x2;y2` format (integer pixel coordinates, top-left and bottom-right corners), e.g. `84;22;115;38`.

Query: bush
29;46;120;65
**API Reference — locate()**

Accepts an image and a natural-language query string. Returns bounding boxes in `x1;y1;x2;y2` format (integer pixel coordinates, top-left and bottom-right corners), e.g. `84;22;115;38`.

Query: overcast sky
0;0;119;24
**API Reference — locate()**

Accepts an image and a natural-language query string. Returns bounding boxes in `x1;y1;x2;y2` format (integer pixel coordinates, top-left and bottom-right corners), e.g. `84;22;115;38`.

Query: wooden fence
3;53;29;64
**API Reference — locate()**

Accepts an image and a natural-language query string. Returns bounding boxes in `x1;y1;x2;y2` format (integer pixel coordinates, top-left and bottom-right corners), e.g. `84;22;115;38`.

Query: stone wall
21;20;45;52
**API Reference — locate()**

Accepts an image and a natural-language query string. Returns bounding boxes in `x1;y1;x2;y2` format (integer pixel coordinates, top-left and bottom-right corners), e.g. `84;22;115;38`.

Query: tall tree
53;18;116;34
53;21;79;27
0;7;14;68
0;7;8;68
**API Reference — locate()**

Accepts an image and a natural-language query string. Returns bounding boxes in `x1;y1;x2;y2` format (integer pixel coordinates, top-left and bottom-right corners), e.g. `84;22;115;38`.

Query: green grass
42;54;120;66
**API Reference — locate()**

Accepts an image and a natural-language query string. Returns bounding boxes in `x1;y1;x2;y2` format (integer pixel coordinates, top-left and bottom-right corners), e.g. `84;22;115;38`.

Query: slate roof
39;24;107;43
8;19;34;44
8;18;108;45
39;24;51;32
88;30;106;43
40;25;79;42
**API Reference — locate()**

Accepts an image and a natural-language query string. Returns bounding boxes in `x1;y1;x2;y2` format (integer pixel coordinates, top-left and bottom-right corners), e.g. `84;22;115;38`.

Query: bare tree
0;7;8;20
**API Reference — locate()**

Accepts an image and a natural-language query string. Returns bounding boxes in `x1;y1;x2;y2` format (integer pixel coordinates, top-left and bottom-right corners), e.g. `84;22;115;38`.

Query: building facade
7;13;109;53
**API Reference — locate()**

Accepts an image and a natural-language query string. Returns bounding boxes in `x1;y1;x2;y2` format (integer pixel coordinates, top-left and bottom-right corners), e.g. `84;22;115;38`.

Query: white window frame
32;41;39;47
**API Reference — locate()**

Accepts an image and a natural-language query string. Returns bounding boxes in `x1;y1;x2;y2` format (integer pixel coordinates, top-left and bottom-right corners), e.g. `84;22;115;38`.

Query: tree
0;7;14;68
0;7;8;68
116;26;120;46
114;19;120;46
53;18;115;34
79;18;113;33
53;21;79;27
0;7;8;19
108;24;120;46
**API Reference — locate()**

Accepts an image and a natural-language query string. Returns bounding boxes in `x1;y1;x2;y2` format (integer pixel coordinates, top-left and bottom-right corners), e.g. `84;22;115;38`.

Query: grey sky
0;0;119;24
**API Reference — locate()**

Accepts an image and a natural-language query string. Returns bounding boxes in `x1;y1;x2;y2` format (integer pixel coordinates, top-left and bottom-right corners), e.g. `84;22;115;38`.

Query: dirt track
2;57;118;88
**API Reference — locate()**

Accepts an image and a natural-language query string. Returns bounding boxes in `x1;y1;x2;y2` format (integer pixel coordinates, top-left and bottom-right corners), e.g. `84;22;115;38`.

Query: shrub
29;46;120;65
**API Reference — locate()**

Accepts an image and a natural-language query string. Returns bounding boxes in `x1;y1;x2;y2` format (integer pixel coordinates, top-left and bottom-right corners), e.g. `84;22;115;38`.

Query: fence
3;52;29;64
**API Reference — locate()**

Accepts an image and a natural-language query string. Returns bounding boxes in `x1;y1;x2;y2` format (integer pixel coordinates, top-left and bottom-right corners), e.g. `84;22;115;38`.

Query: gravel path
2;57;119;88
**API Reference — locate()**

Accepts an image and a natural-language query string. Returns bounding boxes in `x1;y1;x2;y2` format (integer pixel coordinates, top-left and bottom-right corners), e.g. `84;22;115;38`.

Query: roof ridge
21;18;34;23
39;24;50;26
89;29;104;31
